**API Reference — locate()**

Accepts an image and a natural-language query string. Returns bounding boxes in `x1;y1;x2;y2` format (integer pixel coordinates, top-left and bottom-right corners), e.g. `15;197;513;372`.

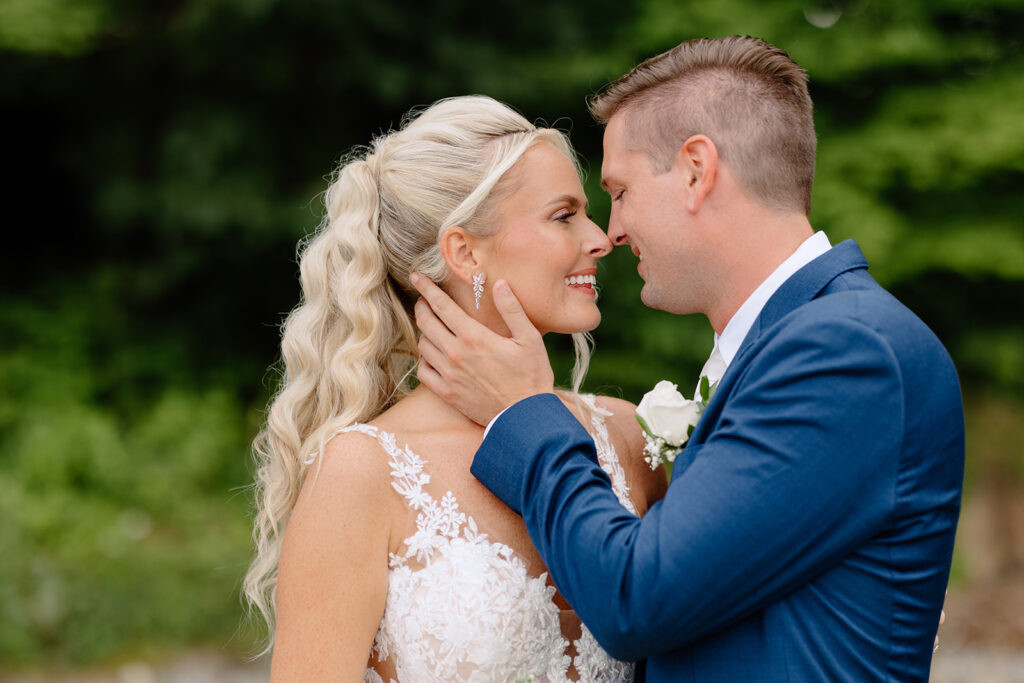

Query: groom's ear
675;134;718;213
439;226;483;284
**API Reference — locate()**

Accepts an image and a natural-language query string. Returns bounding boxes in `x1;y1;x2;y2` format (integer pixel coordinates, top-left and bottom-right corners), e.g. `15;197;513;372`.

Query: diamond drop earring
472;272;486;310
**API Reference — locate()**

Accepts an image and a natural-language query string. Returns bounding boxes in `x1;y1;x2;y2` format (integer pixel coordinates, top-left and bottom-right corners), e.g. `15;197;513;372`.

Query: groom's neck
704;212;814;335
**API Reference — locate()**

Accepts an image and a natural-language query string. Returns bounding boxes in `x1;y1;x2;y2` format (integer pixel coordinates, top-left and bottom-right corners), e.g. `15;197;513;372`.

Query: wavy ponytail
244;96;589;648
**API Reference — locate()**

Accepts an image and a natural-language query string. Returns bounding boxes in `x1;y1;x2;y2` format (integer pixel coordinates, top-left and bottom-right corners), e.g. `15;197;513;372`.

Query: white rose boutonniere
635;377;717;469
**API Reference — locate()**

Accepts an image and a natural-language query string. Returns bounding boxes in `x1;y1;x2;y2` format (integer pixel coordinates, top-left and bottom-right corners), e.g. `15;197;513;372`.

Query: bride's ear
439;226;485;284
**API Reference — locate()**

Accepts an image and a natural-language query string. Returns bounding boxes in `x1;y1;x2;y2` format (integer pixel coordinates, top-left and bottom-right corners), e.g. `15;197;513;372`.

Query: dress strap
310;424;434;511
576;394;635;514
303;423;380;464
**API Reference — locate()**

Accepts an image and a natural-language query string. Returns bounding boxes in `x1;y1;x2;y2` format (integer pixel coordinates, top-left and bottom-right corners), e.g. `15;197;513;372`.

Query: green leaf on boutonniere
635;413;653;437
698;375;711;403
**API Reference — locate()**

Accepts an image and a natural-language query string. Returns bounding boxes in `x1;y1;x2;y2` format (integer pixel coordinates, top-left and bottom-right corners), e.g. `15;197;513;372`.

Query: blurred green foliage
1;0;1022;669
0;284;255;666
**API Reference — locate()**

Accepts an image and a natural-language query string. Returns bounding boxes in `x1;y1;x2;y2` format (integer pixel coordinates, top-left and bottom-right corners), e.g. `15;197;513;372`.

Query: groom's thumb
492;280;538;341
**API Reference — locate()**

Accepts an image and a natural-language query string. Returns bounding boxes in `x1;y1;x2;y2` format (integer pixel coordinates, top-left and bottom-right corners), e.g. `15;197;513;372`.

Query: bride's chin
546;314;601;336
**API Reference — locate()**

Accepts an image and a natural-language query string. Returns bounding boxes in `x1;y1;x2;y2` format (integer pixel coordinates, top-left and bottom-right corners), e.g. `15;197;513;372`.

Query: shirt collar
714;231;832;367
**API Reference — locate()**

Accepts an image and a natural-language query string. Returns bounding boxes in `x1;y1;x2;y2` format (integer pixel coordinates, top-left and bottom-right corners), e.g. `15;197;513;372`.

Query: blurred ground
0;651;269;683
3;647;1024;682
929;574;1024;682
932;651;1024;682
928;475;1024;682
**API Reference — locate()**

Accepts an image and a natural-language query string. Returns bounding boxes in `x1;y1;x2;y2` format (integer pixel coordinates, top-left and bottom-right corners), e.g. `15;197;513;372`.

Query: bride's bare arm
271;433;392;681
596;396;668;516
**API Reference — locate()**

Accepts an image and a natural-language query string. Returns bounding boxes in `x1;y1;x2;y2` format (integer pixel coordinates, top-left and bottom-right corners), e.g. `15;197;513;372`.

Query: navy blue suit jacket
471;240;964;681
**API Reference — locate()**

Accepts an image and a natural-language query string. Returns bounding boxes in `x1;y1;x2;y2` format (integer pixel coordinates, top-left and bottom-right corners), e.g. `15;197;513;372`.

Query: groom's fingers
416;334;450;380
416;356;443;396
411;272;477;337
414;297;456;349
491;280;539;343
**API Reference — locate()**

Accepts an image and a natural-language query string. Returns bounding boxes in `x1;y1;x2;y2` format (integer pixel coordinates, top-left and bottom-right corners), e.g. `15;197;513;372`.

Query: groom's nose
606;210;629;246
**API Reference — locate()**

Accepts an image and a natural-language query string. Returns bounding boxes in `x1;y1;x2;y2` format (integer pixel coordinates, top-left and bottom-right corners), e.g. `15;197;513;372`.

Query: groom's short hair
589;35;816;215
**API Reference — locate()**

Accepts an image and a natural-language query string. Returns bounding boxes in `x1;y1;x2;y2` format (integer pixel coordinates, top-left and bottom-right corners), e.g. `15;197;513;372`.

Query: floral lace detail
577;394;635;515
573;631;635;682
319;396;634;682
364;669;392;683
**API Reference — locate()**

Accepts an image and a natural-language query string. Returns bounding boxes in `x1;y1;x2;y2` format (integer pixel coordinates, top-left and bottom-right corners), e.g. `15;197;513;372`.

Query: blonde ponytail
244;154;417;644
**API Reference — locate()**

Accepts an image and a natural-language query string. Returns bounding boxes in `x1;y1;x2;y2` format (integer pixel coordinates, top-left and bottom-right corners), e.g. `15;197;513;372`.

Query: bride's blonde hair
244;95;592;647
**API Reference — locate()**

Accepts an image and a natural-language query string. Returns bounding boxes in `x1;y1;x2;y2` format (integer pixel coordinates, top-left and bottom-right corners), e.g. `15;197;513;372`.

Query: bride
244;95;667;681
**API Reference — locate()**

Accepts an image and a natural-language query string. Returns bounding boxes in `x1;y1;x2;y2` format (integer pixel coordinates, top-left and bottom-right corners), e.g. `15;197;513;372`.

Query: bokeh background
1;0;1022;680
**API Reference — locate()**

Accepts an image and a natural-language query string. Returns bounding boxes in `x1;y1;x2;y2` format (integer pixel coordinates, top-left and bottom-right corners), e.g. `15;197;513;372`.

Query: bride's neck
399;383;485;431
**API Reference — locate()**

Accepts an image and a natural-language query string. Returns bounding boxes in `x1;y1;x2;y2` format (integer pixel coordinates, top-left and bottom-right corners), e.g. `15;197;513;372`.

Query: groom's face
601;113;703;314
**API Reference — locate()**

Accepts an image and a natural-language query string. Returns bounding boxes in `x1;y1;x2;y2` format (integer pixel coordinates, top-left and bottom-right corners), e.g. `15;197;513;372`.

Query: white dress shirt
709;231;832;374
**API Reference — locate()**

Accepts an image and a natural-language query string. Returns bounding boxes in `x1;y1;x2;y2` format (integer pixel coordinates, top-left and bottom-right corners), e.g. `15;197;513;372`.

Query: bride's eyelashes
553;209;594;223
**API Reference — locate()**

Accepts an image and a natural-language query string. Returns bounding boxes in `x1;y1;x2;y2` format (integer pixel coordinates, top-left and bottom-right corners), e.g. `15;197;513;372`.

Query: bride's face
481;142;612;335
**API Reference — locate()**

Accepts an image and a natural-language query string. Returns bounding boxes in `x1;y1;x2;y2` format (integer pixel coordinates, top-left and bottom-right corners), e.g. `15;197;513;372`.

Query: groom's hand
411;273;554;426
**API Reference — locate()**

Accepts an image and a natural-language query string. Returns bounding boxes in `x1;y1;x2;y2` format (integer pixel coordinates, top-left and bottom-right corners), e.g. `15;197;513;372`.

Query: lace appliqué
577;394;636;515
319;396;635;682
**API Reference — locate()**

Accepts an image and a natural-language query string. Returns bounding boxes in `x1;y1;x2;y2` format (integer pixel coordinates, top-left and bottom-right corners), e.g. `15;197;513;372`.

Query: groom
411;36;963;681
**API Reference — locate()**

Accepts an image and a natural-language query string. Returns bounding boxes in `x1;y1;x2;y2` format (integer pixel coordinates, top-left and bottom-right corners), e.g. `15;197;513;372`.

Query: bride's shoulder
562;393;637;436
294;427;395;518
588;394;637;421
585;395;643;454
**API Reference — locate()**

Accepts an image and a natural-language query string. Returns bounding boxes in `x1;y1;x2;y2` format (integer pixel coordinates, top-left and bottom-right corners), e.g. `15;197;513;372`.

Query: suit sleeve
470;316;904;661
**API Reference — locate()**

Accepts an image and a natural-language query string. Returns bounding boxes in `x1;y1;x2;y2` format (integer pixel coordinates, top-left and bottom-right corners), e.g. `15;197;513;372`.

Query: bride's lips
564;268;597;295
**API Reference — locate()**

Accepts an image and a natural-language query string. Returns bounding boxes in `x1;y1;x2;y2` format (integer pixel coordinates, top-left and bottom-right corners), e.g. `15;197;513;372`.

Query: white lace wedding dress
314;395;635;682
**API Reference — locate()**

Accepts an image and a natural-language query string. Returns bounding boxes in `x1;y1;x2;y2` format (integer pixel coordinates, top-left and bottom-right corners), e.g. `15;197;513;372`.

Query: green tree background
1;0;1022;671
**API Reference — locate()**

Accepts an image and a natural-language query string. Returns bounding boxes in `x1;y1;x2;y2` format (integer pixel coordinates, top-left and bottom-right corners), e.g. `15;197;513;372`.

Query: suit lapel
729;239;868;370
680;240;870;458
